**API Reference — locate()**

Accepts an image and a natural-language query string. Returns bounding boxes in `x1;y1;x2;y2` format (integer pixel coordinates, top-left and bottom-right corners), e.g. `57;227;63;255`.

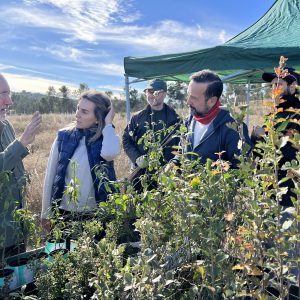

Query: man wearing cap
252;67;300;207
0;73;42;258
122;79;180;191
172;69;252;167
253;68;300;278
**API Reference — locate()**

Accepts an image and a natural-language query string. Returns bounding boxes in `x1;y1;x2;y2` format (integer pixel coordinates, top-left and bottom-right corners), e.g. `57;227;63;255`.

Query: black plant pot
48;248;69;262
7;257;34;287
0;268;17;291
45;238;66;254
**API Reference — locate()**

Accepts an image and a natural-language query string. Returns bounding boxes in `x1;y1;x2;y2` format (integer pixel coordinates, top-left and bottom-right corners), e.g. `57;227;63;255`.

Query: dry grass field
7;101;268;215
8;112;128;214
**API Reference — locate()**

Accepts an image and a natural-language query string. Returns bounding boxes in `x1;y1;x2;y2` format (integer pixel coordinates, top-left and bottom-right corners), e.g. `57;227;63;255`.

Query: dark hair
190;69;223;101
80;91;111;143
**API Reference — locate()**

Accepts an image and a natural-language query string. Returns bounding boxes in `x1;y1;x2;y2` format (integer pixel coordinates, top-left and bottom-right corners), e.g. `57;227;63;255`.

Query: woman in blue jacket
41;91;120;231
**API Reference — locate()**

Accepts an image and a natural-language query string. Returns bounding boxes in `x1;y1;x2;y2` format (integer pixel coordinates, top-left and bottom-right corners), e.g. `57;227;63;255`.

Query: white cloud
3;1;232;54
93;63;124;76
46;46;83;60
0;64;16;71
126;20;231;53
28;45;123;76
97;84;124;92
3;72;78;94
31;44;109;63
218;30;228;44
0;64;61;78
99;85;123;92
3;0;134;42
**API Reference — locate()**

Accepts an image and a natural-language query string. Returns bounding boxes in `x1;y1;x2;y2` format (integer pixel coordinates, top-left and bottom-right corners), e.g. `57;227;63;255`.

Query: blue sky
0;0;275;94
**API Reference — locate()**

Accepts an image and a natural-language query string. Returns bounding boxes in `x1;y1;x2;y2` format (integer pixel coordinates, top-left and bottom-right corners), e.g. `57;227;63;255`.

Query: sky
0;0;275;94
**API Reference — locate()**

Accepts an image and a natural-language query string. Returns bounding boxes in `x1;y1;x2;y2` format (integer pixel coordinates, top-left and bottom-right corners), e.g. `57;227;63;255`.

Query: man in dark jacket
252;68;300;207
252;68;300;278
174;69;251;167
123;79;180;191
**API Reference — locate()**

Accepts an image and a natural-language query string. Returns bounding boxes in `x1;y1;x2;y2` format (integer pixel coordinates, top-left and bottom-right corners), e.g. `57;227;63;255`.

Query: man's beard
190;106;210;117
0;109;6;121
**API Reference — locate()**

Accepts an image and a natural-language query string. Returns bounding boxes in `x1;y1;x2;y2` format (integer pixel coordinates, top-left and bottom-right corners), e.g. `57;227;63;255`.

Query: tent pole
125;75;133;171
125;75;131;122
246;79;251;127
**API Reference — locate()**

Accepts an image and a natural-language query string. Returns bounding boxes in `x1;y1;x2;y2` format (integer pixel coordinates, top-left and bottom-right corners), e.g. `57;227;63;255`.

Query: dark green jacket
0;120;29;249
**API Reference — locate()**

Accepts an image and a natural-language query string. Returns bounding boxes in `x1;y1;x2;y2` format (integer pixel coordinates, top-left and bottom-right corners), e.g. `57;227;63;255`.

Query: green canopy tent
123;0;300;120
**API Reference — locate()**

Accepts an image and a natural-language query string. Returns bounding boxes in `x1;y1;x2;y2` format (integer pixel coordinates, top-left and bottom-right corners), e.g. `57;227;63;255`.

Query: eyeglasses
145;89;164;95
0;91;11;98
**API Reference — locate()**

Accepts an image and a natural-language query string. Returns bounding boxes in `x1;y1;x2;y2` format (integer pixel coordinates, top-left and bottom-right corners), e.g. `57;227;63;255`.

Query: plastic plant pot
30;251;49;273
45;238;66;254
69;239;77;252
36;252;49;271
7;257;34;287
0;268;18;291
48;248;69;262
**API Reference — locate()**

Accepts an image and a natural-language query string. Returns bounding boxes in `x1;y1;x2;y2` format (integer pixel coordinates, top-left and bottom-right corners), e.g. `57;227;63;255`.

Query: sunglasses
145;89;164;95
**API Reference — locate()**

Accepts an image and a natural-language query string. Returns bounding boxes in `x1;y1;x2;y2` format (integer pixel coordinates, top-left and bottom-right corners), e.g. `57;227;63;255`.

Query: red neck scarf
193;100;221;125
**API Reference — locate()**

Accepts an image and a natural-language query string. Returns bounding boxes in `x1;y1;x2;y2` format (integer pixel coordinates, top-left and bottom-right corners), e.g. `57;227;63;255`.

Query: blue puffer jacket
178;109;252;167
51;128;116;206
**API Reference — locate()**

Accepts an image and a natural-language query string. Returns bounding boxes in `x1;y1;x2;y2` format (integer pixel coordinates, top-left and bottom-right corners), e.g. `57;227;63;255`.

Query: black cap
262;67;300;85
145;79;167;92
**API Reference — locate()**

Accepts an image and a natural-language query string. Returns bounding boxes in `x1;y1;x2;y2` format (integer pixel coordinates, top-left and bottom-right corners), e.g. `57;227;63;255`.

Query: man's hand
19;111;42;147
136;155;147;168
105;106;115;125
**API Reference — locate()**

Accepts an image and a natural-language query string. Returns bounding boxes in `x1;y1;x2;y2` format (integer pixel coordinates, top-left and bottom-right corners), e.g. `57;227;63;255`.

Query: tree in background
59;85;76;113
47;86;59;113
223;84;246;106
223;83;271;106
167;81;187;108
73;83;89;98
129;88;147;112
10;81;188;114
11;91;40;114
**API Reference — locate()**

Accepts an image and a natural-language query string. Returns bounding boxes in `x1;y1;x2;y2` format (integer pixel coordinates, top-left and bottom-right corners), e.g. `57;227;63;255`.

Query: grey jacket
0;120;29;249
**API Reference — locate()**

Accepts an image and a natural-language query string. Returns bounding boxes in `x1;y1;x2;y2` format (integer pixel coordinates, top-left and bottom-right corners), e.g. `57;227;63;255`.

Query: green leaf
152;275;161;283
124;272;133;284
146;254;157;264
282;220;293;230
282;207;296;215
276;120;289;132
165;279;174;286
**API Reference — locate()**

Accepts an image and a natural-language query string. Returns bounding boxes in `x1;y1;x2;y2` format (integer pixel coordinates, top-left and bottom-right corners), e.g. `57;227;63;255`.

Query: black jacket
251;94;300;207
122;104;180;167
174;109;252;168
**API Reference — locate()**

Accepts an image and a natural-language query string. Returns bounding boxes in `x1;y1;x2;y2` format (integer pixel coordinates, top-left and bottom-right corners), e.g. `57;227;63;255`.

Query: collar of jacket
146;103;166;113
188;109;231;129
188;109;232;149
